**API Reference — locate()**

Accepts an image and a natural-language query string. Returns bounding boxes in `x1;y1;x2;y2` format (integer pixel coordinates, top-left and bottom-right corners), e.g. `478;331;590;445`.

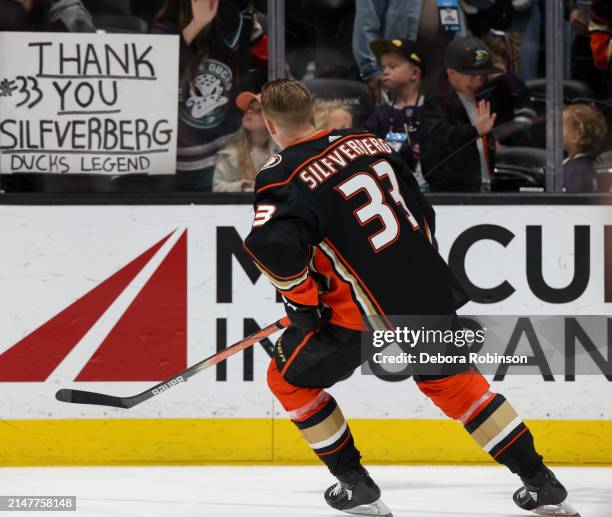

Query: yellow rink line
1;419;611;466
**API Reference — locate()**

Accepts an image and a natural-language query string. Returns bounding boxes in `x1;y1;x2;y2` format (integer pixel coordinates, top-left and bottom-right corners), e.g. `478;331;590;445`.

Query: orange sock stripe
493;427;528;459
316;431;352;457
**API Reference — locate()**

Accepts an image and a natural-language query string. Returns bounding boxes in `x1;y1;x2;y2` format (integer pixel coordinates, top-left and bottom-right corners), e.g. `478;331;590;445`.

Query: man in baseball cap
421;36;501;192
444;36;503;96
445;36;503;74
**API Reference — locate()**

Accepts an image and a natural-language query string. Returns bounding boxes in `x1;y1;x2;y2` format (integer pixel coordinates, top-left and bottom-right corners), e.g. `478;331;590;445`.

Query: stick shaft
56;316;290;408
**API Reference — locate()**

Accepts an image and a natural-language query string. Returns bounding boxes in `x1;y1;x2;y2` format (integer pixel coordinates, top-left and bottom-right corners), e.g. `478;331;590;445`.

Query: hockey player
244;79;577;517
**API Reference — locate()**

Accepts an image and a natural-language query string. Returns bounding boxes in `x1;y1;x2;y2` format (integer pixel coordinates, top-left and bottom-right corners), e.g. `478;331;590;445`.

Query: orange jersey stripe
281;331;316;376
322;238;392;329
282;277;319;307
313;247;367;330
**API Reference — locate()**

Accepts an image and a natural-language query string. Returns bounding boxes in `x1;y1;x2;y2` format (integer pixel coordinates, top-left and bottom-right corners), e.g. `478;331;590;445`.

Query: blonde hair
313;101;352;130
260;79;313;129
563;104;608;156
227;128;270;183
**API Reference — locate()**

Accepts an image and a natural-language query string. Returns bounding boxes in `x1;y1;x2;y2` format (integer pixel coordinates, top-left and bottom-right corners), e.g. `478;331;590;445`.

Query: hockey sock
459;392;544;476
417;370;544;477
291;391;362;476
267;358;362;476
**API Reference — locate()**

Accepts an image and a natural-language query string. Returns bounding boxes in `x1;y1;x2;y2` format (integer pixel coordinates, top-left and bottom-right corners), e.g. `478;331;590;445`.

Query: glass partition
564;0;612;193
0;0;608;194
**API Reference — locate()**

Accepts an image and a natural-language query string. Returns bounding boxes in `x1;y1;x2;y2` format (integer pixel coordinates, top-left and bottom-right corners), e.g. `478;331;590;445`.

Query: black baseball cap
444;36;503;75
370;39;425;73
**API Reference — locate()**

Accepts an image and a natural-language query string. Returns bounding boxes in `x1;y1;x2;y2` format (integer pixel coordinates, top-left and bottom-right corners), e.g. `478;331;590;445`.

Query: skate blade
344;498;393;517
532;501;580;517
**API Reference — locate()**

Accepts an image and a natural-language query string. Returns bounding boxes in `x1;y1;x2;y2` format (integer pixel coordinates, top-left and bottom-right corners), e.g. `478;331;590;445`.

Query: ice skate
324;467;393;516
513;466;580;516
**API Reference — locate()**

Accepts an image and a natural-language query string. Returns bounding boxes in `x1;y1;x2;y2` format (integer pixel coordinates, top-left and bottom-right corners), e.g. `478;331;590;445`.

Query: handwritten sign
0;32;179;174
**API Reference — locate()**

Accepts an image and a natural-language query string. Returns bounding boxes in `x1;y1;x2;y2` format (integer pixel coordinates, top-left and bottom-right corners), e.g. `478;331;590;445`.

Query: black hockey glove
282;296;331;331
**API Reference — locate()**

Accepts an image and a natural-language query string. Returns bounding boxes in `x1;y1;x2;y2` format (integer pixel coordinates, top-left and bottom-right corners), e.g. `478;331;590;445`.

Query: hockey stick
55;316;290;409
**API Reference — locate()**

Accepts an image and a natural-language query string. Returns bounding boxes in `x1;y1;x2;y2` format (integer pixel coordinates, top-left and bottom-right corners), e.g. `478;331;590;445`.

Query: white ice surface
0;465;610;517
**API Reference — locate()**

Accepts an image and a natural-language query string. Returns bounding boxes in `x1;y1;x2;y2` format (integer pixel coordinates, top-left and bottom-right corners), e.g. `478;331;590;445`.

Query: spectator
364;39;425;173
461;0;514;38
421;37;501;192
352;0;460;100
568;0;602;100
563;104;607;192
511;0;541;81
0;0;94;31
313;101;353;131
152;0;268;191
212;92;277;192
481;29;517;73
462;0;543;81
590;0;612;73
481;30;534;144
588;0;612;99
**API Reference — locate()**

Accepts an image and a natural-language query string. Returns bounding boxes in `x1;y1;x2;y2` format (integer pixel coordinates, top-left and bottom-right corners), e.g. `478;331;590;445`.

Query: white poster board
0;32;178;175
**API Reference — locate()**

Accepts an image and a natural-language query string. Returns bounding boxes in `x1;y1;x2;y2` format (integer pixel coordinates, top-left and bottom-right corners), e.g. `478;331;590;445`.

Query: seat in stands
493;147;546;191
86;0;131;15
525;79;594;104
595;150;612;192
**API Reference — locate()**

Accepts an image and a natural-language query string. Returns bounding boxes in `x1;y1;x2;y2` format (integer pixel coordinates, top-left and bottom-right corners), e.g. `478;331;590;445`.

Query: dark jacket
563;155;596;193
152;1;267;185
364;98;424;171
421;78;496;192
482;71;534;146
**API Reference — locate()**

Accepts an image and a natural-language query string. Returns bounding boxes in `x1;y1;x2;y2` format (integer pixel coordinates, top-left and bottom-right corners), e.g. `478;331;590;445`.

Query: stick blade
55;388;129;409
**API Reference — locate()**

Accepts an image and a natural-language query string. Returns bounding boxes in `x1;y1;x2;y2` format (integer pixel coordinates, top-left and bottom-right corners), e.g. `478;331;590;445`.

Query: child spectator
313;101;353;130
213;92;277;192
481;30;533;145
421;37;502;192
563;104;607;193
152;0;268;191
364;39;425;173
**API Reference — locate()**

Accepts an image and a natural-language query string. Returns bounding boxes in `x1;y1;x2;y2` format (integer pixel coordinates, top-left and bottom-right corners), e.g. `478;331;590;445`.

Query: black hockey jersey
244;128;468;331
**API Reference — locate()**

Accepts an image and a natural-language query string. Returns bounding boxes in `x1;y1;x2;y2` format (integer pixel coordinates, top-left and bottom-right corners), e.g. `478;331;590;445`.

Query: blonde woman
213;92;277;192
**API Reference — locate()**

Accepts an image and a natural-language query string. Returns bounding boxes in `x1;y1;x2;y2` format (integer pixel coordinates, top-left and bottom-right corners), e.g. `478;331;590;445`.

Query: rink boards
0;203;611;466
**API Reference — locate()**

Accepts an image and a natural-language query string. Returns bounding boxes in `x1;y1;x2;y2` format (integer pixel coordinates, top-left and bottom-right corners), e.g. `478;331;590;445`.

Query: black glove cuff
283;297;330;331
